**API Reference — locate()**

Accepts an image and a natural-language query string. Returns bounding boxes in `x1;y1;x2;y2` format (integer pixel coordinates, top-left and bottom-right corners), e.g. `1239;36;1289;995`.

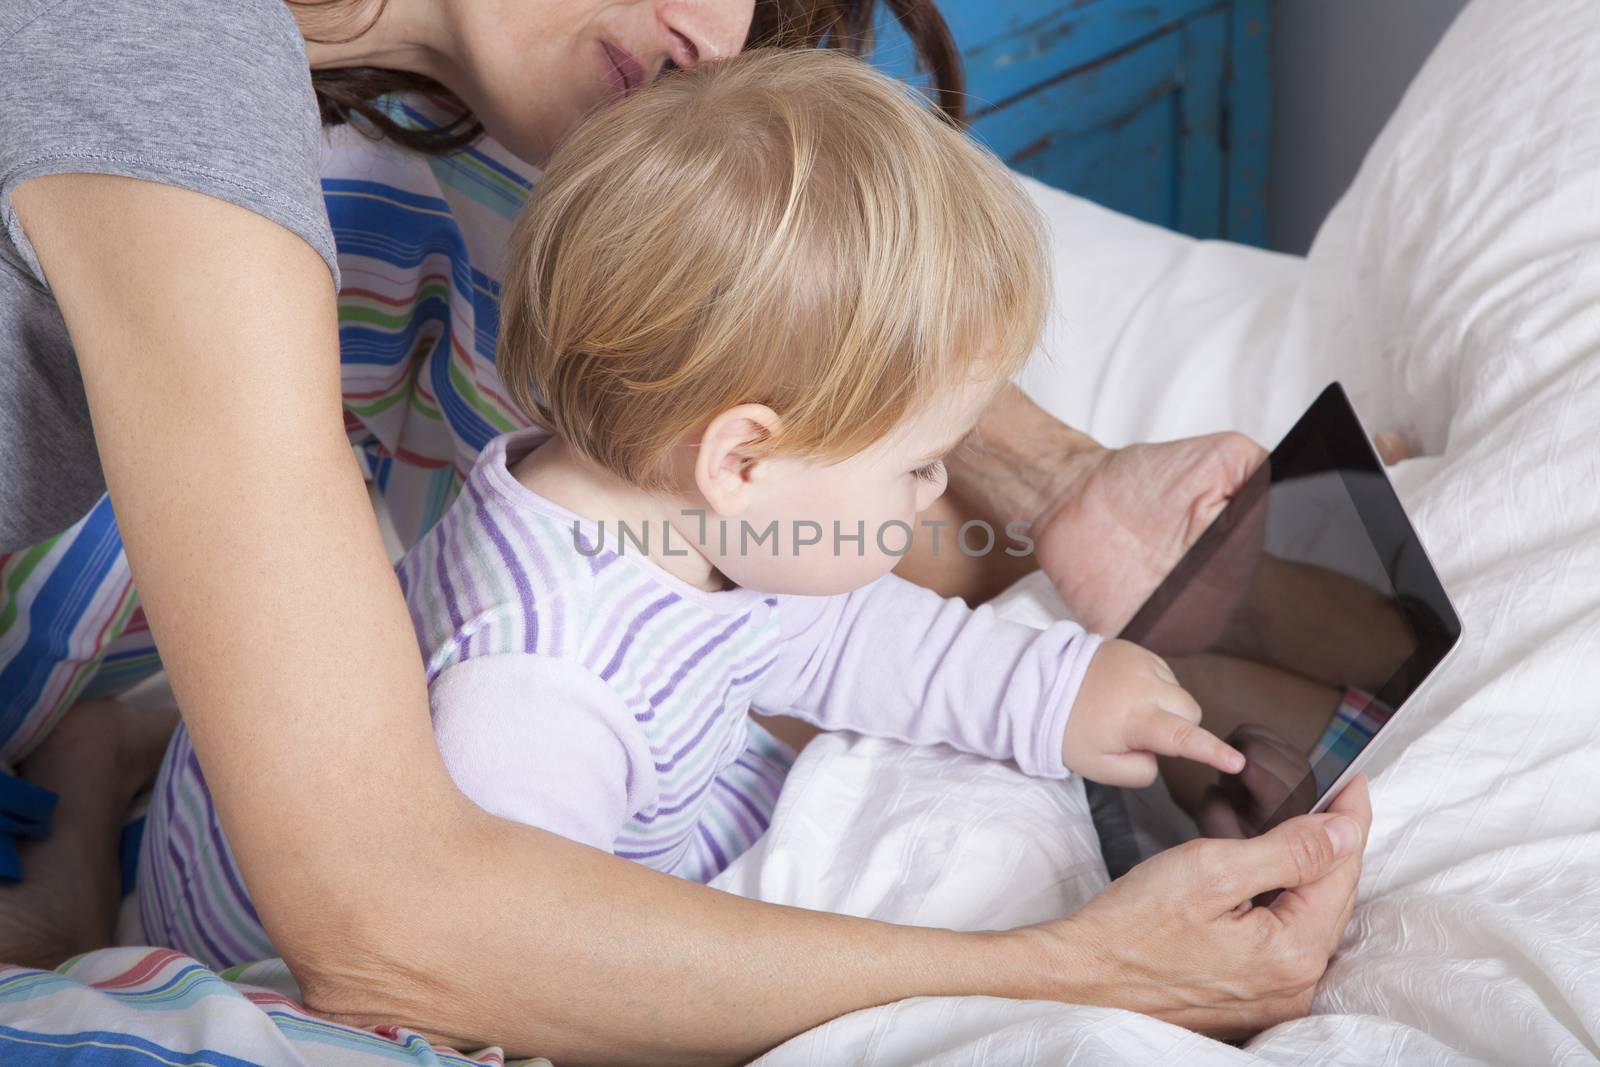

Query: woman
0;0;1371;1061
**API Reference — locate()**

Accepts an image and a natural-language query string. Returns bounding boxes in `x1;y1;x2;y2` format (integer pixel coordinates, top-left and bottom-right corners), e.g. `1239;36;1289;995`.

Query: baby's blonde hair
497;47;1048;489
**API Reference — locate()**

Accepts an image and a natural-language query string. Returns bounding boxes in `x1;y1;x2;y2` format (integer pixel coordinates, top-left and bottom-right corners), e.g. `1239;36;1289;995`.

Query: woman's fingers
1059;844;1332;1037
1269;776;1371;943
1214;810;1363;911
1131;706;1245;774
1319;776;1371;946
1373;431;1411;465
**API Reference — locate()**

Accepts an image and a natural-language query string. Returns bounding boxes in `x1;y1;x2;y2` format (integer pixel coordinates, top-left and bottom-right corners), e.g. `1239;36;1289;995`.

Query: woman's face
444;0;755;163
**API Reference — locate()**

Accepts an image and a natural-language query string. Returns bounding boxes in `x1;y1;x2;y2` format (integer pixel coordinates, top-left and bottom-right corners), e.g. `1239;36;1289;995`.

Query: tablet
1088;383;1463;876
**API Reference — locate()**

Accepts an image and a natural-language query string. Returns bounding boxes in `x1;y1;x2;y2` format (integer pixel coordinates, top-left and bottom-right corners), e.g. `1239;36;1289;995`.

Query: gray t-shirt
0;0;341;552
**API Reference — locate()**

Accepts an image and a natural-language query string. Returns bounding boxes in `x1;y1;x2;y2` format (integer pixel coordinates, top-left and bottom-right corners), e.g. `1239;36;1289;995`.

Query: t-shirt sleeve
0;0;339;289
756;574;1104;778
428;653;659;853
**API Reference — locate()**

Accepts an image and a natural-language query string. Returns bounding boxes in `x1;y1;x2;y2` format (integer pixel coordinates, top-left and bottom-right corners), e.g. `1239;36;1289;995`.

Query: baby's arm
756;574;1102;778
428;654;656;850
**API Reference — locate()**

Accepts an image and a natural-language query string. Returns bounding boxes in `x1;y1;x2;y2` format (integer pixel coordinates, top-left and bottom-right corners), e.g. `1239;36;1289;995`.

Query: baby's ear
695;404;780;516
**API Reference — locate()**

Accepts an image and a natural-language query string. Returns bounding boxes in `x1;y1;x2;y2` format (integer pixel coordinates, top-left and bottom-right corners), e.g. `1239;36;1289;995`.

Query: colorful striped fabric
1309;687;1396;794
0;769;55;883
0;104;555;1062
0;948;541;1065
0;496;142;764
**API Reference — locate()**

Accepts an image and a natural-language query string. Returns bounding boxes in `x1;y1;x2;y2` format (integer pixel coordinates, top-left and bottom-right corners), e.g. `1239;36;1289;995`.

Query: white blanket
730;1;1600;1062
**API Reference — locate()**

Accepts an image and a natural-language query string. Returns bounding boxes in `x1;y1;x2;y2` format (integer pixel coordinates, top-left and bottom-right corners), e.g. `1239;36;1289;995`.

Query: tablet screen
1102;384;1460;859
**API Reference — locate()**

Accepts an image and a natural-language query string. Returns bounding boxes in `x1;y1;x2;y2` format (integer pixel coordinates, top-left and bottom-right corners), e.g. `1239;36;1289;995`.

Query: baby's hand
1063;639;1244;787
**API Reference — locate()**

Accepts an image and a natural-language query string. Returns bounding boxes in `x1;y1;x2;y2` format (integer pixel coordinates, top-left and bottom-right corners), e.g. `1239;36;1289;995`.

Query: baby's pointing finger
1133;708;1246;774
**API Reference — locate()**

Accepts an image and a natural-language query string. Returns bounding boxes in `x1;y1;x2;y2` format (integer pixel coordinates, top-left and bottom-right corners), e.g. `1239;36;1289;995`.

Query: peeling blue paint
870;0;1270;244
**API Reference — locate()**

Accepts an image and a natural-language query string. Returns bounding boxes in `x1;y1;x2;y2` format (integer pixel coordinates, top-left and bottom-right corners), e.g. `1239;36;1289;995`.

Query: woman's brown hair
293;0;965;156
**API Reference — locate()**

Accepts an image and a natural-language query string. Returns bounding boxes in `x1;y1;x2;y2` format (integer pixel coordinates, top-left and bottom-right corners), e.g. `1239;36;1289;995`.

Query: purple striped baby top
399;431;1104;882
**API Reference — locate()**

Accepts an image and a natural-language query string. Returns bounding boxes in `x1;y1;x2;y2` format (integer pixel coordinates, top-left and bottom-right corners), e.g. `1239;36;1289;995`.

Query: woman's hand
1035;431;1267;635
917;388;1264;611
1035;427;1415;637
1021;774;1371;1039
935;385;1417;628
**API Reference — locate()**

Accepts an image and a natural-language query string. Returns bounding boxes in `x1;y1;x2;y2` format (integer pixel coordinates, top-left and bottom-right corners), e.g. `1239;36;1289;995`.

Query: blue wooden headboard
872;0;1270;245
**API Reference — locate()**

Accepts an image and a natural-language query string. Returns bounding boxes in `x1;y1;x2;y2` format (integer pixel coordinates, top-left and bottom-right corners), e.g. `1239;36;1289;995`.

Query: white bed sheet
727;1;1600;1062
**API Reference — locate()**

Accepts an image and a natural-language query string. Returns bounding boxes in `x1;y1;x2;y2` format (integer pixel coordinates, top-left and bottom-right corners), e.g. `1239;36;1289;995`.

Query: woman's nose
658;0;753;66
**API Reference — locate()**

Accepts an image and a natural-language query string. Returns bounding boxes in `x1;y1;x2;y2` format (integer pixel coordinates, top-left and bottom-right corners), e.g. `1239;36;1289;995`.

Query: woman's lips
598;40;647;98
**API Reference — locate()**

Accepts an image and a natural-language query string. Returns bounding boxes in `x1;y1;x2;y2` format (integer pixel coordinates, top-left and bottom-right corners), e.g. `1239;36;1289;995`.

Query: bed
4;0;1598;1062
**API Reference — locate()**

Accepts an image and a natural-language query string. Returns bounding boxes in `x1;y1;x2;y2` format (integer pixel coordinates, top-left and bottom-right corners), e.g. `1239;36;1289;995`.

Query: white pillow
1015;179;1317;449
1296;0;1600;458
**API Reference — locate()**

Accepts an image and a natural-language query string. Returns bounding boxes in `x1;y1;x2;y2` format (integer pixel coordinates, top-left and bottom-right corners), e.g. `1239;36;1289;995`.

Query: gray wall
1267;0;1469;254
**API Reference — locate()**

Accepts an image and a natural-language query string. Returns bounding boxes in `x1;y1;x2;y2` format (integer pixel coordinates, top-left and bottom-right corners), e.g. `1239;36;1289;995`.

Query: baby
403;48;1243;881
141;49;1244;962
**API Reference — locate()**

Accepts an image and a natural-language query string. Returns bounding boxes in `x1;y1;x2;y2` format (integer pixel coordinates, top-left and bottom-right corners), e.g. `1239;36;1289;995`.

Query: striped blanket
0;949;536;1065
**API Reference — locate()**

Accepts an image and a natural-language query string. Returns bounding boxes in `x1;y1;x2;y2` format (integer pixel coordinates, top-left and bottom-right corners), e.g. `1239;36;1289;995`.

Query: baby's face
697;379;998;595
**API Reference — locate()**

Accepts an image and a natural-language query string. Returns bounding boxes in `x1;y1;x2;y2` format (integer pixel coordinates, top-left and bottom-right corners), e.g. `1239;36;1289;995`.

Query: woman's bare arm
13;173;1042;1063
